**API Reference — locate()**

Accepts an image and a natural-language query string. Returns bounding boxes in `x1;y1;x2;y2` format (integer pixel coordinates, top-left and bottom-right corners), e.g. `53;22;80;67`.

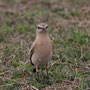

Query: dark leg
35;66;40;81
46;66;51;85
36;72;39;80
46;65;50;84
46;66;49;79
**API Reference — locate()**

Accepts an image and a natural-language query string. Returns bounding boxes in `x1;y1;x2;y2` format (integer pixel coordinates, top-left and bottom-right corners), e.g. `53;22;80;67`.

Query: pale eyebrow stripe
37;25;43;28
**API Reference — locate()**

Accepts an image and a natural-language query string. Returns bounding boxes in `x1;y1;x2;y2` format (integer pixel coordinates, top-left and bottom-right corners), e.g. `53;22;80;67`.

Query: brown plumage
30;23;53;76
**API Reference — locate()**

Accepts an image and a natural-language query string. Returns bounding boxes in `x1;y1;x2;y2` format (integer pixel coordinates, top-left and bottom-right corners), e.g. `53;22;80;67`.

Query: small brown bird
30;23;53;78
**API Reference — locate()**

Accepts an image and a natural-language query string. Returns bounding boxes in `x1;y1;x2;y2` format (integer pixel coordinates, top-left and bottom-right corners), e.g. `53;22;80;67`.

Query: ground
0;0;90;90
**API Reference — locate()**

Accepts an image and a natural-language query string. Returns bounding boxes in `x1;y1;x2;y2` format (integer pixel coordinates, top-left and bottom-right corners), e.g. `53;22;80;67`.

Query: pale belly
32;45;52;66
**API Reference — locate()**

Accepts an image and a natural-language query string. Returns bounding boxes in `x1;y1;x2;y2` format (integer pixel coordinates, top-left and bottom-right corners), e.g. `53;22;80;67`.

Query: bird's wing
30;42;36;65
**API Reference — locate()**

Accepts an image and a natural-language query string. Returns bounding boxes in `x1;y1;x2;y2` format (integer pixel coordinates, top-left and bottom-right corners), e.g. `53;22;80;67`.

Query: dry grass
0;0;90;90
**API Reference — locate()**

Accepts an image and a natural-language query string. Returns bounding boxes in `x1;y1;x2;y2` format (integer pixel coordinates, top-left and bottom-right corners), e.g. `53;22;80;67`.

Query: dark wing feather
30;49;34;65
30;42;36;66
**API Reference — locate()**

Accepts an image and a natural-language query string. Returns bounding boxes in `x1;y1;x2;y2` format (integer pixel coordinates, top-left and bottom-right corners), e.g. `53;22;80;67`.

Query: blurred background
0;0;90;89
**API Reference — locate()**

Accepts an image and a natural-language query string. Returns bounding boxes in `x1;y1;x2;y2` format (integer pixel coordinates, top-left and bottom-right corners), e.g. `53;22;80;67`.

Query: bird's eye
38;27;43;29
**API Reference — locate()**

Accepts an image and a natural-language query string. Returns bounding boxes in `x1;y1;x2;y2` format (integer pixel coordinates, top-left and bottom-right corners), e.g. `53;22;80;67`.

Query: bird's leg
36;72;39;80
36;65;39;81
46;65;49;80
46;65;51;85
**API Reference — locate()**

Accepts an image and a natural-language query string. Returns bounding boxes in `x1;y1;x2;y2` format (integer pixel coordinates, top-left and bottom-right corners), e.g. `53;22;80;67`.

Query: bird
30;23;53;79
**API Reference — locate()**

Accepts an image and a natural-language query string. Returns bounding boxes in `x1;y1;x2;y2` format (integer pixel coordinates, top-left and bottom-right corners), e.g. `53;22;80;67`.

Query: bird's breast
34;41;52;66
37;40;52;54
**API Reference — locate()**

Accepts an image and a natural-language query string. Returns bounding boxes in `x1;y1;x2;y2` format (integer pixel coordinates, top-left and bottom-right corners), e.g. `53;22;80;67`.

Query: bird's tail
33;68;36;72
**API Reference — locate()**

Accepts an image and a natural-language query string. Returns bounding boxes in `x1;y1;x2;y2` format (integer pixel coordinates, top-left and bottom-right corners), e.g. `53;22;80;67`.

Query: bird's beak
42;28;46;30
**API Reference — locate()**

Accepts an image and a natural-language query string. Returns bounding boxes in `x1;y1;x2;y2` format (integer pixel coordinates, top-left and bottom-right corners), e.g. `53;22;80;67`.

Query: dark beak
43;28;46;30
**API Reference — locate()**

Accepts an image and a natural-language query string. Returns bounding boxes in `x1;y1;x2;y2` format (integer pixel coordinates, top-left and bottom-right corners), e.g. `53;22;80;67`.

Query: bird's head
37;23;48;33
